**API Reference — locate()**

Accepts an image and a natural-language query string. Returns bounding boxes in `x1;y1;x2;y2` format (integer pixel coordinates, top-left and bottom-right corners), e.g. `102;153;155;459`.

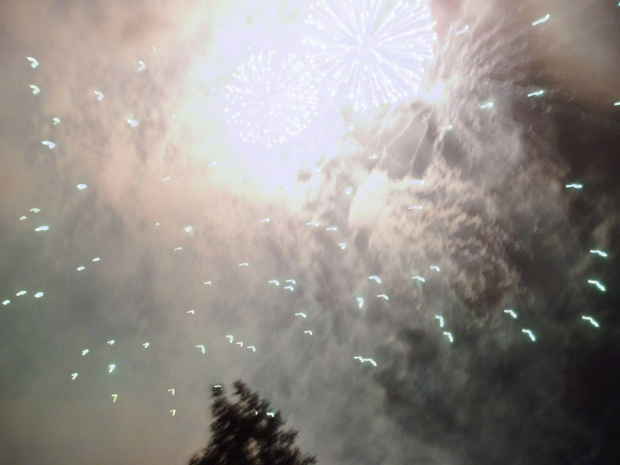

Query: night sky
1;0;619;464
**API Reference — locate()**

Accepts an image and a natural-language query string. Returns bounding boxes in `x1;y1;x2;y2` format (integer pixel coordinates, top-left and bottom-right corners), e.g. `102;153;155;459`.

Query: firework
304;0;436;111
225;50;318;148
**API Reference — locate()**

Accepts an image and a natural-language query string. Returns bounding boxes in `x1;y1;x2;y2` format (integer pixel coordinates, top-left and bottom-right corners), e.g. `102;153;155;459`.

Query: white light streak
306;221;320;227
260;218;270;223
326;226;338;231
295;312;307;319
226;335;233;343
127;119;139;128
196;345;205;354
238;263;249;267
92;257;100;262
411;276;425;282
76;266;85;271
587;279;606;292
430;266;440;272
284;286;294;292
112;394;118;402
30;208;41;213
82;349;89;356
170;409;176;416
184;226;193;233
527;90;545;97
42;140;56;149
504;309;518;319
269;280;280;286
590;250;608;258
143;342;150;348
285;279;296;285
236;342;244;347
455;25;469;36
304;330;313;335
204;281;212;285
532;14;550;26
357;297;364;308
345;187;354;195
16;290;27;297
522;329;536;341
35;225;49;232
53;117;61;125
248;345;257;352
443;332;454;343
187;310;195;315
369;275;381;283
168;389;175;395
30;85;40;95
107;340;115;345
77;184;88;190
71;373;78;380
377;294;389;300
174;247;182;251
27;56;39;68
408;205;423;210
435;315;444;327
94;91;104;101
582;316;599;328
480;102;494;109
2;300;10;306
566;183;583;189
137;60;146;72
108;364;116;373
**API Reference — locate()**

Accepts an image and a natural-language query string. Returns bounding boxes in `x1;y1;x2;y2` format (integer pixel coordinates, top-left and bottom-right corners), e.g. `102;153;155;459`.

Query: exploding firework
224;50;318;148
304;0;436;111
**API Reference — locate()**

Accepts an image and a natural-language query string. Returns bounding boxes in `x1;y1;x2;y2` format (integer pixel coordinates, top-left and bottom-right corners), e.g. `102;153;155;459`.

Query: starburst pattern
225;50;318;148
304;0;436;111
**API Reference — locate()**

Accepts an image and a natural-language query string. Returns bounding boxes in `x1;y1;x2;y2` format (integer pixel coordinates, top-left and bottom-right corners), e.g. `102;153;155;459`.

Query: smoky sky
1;0;619;464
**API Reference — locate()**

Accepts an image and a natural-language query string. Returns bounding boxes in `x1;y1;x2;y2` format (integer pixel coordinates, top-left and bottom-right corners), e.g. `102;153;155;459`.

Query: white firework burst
304;0;437;111
225;51;318;148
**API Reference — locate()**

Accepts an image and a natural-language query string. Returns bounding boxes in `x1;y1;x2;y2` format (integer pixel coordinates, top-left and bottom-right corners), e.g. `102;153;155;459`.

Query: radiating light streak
2;300;10;306
411;276;425;282
377;294;389;300
16;290;27;296
369;275;381;283
532;14;550;26
108;364;116;373
137;60;146;72
443;332;454;343
77;184;88;190
76;266;85;271
305;0;436;111
522;329;536;341
127;119;139;128
71;373;78;380
582;316;599;328
527;90;545;97
82;349;89;356
168;389;175;395
269;280;280;286
30;85;40;95
304;330;313;335
455;25;469;35
566;183;583;189
248;346;257;352
590;250;608;258
94;91;104;101
143;342;150;348
238;263;249;267
107;340;115;345
196;345;205;353
504;309;518;319
260;218;271;223
35;225;49;232
326;226;338;231
338;243;347;250
112;394;118;402
187;310;195;315
27;56;39;68
226;335;234;343
587;280;606;292
284;286;294;292
170;409;176;416
435;315;444;327
42;140;56;149
480;102;494;109
295;312;307;319
430;266;440;272
357;297;364;308
53;117;61;125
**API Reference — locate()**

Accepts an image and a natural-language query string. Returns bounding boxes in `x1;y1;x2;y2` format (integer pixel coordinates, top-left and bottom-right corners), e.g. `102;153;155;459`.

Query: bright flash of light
582;316;600;328
225;50;318;148
527;90;545;97
532;14;550;26
590;249;608;258
566;183;583;189
2;300;10;305
304;0;436;111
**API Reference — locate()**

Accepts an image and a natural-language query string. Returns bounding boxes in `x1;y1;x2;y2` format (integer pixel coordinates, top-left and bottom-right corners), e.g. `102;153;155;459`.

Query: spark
295;312;307;319
357;297;364;308
112;394;118;402
527;90;545;97
260;218;271;223
107;340;115;345
82;349;89;356
76;266;85;271
170;409;176;416
30;85;40;95
108;364;116;373
143;342;150;348
326;226;338;231
92;257;100;262
504;309;518;319
408;205;423;210
2;300;10;305
71;373;78;380
566;183;583;189
53;117;61;125
94;91;104;101
443;332;454;343
480;102;494;109
284;286;294;292
587;280;606;292
226;335;234;343
225;50;318;147
238;263;249;267
27;56;39;68
42;140;56;149
269;280;280;286
430;266;440;272
304;330;313;335
196;345;206;354
77;184;88;190
168;389;175;395
127;119;139;128
435;315;444;327
137;60;146;72
285;279;296;285
411;276;425;282
455;25;469;35
377;294;389;300
248;346;257;352
590;250;608;258
305;0;436;111
187;310;195;315
369;275;382;283
16;291;27;296
532;14;550;26
582;316;599;328
236;342;244;347
338;243;347;250
35;226;49;232
522;329;536;342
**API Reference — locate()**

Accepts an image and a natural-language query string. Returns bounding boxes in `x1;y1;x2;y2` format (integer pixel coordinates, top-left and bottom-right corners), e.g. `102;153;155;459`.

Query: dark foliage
188;380;317;465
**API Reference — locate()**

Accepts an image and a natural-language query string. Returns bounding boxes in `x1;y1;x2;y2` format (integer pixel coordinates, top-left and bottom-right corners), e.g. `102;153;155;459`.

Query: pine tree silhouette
188;380;317;465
